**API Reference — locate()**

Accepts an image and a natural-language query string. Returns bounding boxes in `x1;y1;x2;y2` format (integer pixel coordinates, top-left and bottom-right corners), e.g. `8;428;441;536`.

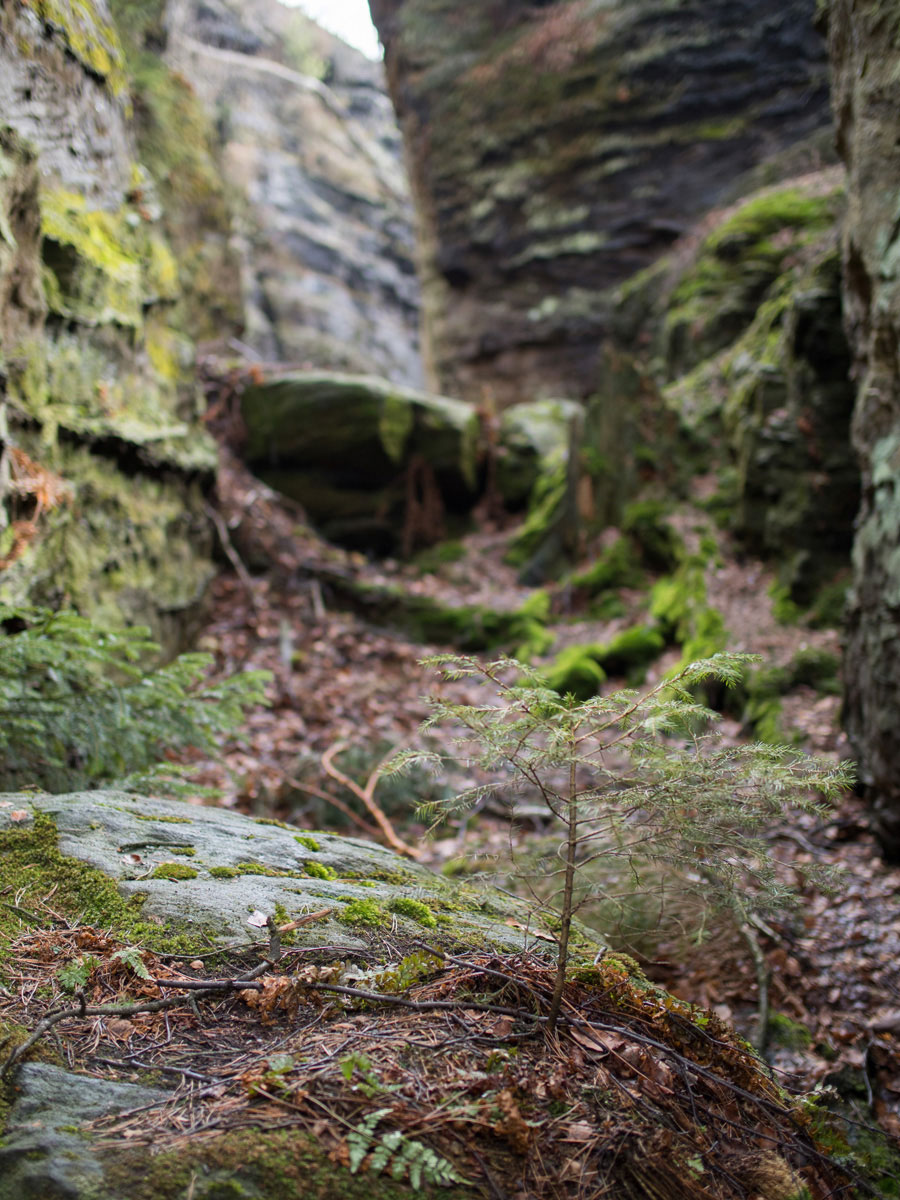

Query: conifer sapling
390;652;852;1031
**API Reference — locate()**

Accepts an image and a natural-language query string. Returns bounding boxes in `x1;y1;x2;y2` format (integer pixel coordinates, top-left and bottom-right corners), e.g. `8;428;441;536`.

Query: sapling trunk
547;754;578;1032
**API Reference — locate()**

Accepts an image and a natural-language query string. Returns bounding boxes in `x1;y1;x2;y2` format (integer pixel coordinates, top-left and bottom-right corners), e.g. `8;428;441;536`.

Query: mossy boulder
620;177;844;380
503;401;585;583
668;240;857;602
0;791;539;956
242;372;480;553
496;397;582;507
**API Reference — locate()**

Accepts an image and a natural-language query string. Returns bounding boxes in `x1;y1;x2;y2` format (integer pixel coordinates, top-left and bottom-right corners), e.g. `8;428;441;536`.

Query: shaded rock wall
165;0;423;384
369;0;833;407
0;0;216;639
619;172;857;600
828;0;900;858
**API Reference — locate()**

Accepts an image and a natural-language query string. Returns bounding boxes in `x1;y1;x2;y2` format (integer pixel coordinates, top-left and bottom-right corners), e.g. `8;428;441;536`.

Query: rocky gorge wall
0;0;217;639
164;0;423;384
369;0;834;407
0;0;423;639
828;0;900;858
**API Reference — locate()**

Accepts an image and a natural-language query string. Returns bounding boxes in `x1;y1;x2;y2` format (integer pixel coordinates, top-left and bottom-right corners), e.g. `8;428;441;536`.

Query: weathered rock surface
370;0;833;406
828;0;900;858
0;1;216;638
0;1065;168;1200
165;0;423;384
242;371;479;550
621;172;857;600
0;788;541;1200
0;790;532;951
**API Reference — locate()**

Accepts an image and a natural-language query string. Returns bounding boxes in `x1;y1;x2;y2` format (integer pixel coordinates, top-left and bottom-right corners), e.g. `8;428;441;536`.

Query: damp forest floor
179;446;900;1165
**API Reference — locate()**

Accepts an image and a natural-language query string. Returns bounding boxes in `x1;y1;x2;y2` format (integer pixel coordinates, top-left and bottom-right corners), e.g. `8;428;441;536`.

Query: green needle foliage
0;604;269;794
391;652;853;1029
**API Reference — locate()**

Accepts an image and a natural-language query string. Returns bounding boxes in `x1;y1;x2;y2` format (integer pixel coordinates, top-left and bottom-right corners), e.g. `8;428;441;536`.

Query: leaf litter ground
0;923;864;1199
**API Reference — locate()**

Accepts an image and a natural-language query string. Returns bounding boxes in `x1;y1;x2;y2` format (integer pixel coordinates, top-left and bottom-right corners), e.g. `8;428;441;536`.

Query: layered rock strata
369;0;833;406
165;0;423;384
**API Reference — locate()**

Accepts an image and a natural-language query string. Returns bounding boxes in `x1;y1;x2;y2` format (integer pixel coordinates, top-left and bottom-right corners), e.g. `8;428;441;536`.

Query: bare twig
203;501;259;613
321;741;421;860
279;769;381;839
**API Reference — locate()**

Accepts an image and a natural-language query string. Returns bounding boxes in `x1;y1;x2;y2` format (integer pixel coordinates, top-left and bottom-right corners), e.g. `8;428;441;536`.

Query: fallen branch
279;769;381;840
321;741;421;860
204;501;260;614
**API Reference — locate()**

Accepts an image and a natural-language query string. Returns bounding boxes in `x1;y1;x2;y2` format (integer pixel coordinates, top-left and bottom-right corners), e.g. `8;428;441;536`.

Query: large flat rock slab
0;791;534;952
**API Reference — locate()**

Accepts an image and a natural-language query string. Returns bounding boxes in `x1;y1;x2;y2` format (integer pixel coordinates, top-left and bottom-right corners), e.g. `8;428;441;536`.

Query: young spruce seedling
391;652;852;1031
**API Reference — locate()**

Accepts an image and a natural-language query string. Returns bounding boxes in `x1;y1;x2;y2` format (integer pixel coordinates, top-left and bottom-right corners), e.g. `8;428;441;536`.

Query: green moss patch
0;812;204;962
99;1126;471;1200
337;898;390;929
571;537;644;596
150;862;198;881
545;645;607;700
32;0;128;97
303;861;337;881
388;897;438;928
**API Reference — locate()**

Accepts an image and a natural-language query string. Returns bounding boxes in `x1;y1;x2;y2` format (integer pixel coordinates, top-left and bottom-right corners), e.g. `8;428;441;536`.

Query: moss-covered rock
644;180;843;379
242;372;479;553
329;574;552;656
0;792;542;958
0;6;218;639
634;175;858;603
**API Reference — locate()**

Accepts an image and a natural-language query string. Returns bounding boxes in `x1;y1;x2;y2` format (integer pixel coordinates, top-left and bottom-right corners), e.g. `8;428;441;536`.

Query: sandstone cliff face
369;0;833;406
165;0;423;384
828;0;900;858
0;0;216;639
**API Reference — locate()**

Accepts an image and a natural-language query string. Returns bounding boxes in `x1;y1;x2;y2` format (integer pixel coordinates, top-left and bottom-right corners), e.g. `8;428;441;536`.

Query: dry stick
203;501;259;613
320;741;421;860
279;770;380;840
0;915;291;1078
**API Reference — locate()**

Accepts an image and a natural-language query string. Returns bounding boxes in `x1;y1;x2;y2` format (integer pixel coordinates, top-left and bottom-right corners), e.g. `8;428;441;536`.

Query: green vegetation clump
209;866;241;879
545;626;664;696
545;645;607;700
808;577;850;629
304;861;337;881
338;899;390;929
396;653;852;1032
767;1012;812;1050
621;500;682;572
294;835;322;852
0;604;269;795
504;457;571;573
769;581;803;625
650;551;727;667
388;897;438;928
594;625;665;681
150;862;198;881
571;537;643;595
787;647;840;693
345;581;552;656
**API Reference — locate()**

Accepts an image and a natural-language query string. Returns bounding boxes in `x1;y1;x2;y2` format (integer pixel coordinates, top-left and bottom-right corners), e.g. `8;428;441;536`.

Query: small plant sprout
389;652;853;1032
